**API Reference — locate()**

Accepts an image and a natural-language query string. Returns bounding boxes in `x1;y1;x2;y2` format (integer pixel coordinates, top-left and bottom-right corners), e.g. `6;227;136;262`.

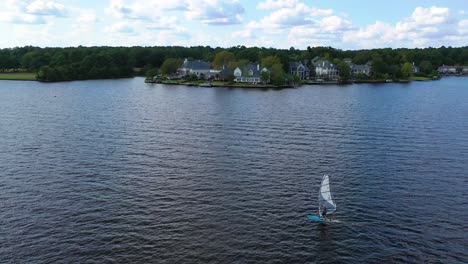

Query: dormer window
249;69;253;76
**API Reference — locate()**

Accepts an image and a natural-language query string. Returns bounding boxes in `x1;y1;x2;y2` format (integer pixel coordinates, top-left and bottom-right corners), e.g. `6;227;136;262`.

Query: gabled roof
237;63;267;78
180;59;211;70
314;60;336;68
289;61;310;71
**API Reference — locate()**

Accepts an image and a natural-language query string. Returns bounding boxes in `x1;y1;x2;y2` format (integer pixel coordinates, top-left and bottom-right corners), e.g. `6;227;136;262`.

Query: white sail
318;174;336;215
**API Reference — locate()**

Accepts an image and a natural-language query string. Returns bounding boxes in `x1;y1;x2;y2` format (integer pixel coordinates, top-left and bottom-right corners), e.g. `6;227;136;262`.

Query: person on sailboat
321;205;327;218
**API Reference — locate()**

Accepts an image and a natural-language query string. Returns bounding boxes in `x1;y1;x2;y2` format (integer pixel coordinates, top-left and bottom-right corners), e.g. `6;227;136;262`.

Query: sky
0;0;467;50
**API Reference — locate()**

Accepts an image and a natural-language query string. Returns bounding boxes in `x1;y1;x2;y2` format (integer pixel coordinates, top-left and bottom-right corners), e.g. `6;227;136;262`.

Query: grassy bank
410;76;435;81
0;72;36;81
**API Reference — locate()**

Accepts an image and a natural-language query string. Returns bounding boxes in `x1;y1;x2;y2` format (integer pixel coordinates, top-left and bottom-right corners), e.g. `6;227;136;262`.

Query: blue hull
307;215;325;222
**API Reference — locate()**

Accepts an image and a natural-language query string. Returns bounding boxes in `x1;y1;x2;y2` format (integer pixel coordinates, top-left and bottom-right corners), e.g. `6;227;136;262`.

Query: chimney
257;64;260;71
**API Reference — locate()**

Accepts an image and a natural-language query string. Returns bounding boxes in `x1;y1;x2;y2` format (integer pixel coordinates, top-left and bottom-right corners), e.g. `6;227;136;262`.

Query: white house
314;60;339;80
234;63;269;83
438;65;458;74
344;58;372;76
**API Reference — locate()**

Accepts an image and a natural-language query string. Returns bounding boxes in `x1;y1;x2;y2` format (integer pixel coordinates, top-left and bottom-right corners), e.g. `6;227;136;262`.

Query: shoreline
144;76;447;88
2;75;464;86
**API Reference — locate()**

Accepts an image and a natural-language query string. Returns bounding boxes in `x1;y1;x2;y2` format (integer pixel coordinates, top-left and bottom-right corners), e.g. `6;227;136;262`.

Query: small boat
307;174;337;222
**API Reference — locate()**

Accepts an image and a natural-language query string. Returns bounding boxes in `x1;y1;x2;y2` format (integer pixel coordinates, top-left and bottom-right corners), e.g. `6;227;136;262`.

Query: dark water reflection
0;77;467;263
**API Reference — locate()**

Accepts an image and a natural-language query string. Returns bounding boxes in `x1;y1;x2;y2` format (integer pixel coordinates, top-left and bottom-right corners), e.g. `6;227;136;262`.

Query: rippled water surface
1;77;467;263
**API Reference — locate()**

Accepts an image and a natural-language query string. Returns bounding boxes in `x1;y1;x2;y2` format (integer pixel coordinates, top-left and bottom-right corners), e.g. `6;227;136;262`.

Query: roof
237;63;267;78
344;59;372;70
289;61;310;71
314;60;336;68
219;68;233;78
180;59;211;70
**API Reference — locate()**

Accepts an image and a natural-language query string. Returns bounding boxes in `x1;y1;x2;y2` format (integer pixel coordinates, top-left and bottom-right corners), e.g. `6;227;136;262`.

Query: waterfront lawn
0;72;37;80
410;76;433;81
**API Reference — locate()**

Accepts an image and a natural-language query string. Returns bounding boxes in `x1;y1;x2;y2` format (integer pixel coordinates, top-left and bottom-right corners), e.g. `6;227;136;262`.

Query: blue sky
0;0;466;49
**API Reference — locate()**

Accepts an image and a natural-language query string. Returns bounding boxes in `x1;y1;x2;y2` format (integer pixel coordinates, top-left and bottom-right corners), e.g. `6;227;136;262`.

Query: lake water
1;77;467;263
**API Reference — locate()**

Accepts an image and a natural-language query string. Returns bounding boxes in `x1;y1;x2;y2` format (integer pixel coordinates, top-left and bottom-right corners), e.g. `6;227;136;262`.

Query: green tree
419;60;433;74
336;61;351;83
212;50;235;69
371;57;388;79
261;56;281;68
260;70;270;83
270;63;285;86
401;62;413;79
160;58;183;75
146;68;159;78
293;74;301;85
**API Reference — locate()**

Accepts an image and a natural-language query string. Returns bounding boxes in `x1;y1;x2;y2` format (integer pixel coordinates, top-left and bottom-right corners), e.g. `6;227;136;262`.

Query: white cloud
0;0;67;25
26;0;67;17
0;13;47;24
77;10;98;24
459;19;468;35
343;21;395;48
343;6;467;48
105;22;136;34
261;4;314;27
257;0;299;10
106;0;244;25
145;17;179;30
410;6;452;26
185;0;244;25
321;16;353;32
232;0;339;48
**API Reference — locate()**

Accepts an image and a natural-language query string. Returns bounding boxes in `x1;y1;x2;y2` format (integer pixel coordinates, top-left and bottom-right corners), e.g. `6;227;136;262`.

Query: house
177;58;211;78
313;60;339;80
218;68;234;81
289;61;310;80
440;65;468;75
463;66;468;75
234;63;269;83
438;65;462;75
344;58;372;76
411;62;419;73
438;65;457;74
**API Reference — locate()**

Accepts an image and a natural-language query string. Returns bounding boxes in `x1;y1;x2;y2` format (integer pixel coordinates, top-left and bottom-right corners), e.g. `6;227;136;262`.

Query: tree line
0;45;466;82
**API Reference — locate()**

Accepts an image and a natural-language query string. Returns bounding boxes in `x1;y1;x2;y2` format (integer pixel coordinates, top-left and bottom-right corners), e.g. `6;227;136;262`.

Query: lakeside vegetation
0;72;36;80
0;45;467;83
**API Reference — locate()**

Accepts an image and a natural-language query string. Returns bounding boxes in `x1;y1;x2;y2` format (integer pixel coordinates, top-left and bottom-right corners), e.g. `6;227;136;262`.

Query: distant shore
1;73;460;85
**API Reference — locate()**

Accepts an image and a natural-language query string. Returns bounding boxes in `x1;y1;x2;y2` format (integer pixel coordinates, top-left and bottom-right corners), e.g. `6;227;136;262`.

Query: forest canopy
0;45;466;82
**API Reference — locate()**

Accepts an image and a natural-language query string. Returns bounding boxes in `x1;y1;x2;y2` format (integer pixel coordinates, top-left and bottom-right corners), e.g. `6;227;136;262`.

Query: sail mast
318;174;336;215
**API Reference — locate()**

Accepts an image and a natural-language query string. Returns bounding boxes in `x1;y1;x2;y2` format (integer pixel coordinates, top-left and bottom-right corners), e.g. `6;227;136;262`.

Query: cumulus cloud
233;0;341;48
105;22;136;34
257;0;299;10
26;0;67;17
343;6;466;48
0;13;47;24
255;1;332;29
107;0;244;26
0;0;67;25
185;0;244;25
410;6;452;26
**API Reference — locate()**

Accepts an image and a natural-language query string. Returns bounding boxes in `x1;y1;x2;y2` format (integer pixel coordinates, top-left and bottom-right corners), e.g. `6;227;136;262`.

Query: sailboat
307;174;337;222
